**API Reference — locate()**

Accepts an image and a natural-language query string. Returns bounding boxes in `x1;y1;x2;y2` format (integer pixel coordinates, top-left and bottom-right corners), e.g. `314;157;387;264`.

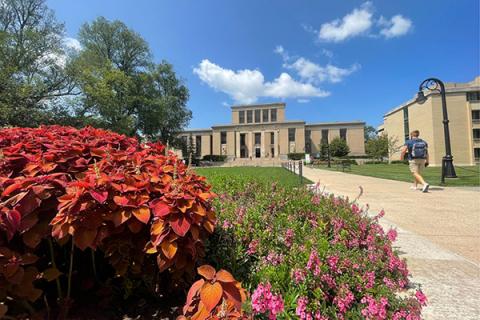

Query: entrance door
255;147;261;158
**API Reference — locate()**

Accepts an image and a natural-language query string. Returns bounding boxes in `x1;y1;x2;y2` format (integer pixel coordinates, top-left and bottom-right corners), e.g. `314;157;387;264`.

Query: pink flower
415;290;428;306
387;228;398;242
252;282;284;319
292;268;307;284
284;228;294;248
307;250;322;276
295;296;308;319
222;219;232;229
247;239;259;255
327;255;339;273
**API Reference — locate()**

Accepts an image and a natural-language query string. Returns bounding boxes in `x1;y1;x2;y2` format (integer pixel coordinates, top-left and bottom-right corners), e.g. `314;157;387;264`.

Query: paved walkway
302;167;480;320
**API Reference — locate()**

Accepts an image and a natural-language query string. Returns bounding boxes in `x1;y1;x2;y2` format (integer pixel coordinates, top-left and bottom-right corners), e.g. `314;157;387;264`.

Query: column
274;130;279;158
235;131;240;158
248;132;252;158
260;131;265;158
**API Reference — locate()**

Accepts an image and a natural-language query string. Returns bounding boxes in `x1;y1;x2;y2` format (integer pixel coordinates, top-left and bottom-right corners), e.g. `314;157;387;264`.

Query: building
178;102;365;162
381;76;480;166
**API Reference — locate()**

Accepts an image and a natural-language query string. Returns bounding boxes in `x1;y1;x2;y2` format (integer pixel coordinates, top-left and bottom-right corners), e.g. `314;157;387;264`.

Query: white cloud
193;59;329;104
378;15;412;38
275;47;359;84
321;49;334;59
64;37;82;51
298;99;310;103
315;2;412;42
318;2;373;42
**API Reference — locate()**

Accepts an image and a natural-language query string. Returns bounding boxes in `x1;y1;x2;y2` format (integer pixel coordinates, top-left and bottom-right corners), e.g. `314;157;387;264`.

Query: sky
47;0;479;129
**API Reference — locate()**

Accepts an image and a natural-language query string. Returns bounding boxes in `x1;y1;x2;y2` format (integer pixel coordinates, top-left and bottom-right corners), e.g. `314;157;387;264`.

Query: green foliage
199;170;425;318
73;17;191;140
329;137;350;157
0;0;77;127
287;152;305;160
365;135;389;160
320;143;329;160
202;155;227;162
364;125;377;141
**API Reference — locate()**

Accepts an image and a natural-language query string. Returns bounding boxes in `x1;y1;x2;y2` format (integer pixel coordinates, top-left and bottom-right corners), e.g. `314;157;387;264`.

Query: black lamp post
327;144;331;168
416;78;457;184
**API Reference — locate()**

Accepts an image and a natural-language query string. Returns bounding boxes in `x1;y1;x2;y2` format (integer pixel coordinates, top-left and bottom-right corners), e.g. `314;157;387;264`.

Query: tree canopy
0;2;192;144
329;137;350;158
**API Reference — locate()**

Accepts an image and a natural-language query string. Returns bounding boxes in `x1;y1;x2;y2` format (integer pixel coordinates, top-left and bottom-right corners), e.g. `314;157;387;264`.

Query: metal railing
281;160;304;185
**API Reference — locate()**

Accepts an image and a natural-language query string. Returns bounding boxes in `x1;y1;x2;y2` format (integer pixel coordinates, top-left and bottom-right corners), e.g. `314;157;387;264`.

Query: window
270;132;274;144
254;109;261;123
195;136;201;156
247;110;253;123
475;148;480;161
271;109;277;122
472;110;480;123
473;129;480;141
340;128;347;140
221;131;227;144
288;128;296;142
305;130;311;153
254;133;261;145
321;129;329;145
239;111;245;124
403;107;410;142
263;109;269;122
467;91;480;101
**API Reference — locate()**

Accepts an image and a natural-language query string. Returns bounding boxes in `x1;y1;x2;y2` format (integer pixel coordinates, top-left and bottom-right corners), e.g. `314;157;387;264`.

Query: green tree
329;137;350;158
364;125;377;141
73;17;191;141
0;0;78;127
365;135;388;160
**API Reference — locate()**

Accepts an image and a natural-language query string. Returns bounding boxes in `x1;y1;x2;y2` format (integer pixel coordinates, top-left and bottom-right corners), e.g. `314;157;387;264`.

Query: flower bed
202;172;426;319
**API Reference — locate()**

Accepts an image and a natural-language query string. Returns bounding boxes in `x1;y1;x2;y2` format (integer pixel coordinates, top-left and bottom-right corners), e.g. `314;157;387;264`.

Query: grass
311;163;480;187
194;166;312;189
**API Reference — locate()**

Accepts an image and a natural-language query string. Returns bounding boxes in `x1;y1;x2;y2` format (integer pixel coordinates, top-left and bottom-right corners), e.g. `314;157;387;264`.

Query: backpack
410;139;427;159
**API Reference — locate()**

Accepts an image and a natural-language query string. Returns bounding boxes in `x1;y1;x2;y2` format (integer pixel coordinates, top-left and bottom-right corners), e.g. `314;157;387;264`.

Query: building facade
179;102;365;161
381;76;480;166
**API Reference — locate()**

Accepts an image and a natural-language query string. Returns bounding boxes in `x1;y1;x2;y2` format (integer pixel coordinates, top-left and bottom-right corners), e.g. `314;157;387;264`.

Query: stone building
380;76;480;166
178;102;365;162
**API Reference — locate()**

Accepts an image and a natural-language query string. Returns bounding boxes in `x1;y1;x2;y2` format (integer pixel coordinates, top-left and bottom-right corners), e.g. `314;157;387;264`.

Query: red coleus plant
179;265;249;320
0;126;216;315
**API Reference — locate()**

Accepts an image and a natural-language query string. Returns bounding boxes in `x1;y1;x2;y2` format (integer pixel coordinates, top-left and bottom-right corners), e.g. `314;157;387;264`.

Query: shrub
204;177;426;319
287;153;305;160
391;160;408;165
329;138;350;158
0;126;216;317
202;155;227;162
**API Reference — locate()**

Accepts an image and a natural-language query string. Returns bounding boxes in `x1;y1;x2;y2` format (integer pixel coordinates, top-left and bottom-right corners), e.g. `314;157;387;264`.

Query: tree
387;135;402;164
73;17;191;141
364;125;377;141
329;137;350;158
365;135;388;161
0;0;78;127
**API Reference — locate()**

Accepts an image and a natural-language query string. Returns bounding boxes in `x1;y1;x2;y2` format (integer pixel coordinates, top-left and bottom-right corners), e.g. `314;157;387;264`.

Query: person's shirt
405;138;428;160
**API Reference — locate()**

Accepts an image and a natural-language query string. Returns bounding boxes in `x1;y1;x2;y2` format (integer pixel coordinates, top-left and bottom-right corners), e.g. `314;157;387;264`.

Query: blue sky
48;0;479;128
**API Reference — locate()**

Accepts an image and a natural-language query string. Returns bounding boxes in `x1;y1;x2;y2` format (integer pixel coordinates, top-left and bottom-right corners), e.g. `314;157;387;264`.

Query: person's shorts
409;159;426;174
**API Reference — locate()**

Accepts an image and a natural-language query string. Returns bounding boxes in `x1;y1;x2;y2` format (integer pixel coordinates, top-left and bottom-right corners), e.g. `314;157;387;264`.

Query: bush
202;155;227;162
391;160;409;165
204;176;426;319
0;126;216;318
329;138;350;158
334;159;357;165
287;153;305;160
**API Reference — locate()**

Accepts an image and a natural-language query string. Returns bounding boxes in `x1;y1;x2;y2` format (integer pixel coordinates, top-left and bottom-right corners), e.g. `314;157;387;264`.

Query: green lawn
195;166;312;189
311;163;480;187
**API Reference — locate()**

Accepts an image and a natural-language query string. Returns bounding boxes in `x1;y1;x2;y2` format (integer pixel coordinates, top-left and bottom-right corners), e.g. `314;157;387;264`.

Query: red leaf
150;199;171;217
222;282;243;310
200;282;223;313
197;265;216;281
89;190;108;203
6;209;21;233
113;196;130;206
215;269;236;283
185;279;205;308
132;206;151;224
170;213;191;237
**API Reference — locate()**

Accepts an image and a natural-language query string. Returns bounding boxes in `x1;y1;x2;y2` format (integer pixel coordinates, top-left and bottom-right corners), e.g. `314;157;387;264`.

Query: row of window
472;110;480;122
473;128;480;141
239;108;277;124
467;91;480;102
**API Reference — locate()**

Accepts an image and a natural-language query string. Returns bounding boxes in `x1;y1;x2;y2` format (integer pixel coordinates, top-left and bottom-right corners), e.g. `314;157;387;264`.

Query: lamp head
416;90;427;105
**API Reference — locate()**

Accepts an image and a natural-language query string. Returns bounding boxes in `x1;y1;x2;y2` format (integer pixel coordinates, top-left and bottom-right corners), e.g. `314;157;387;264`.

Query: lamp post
327;144;331;168
416;78;457;184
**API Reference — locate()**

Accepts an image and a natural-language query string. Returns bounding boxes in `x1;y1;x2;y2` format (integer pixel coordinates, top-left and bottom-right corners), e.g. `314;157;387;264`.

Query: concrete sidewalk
302;167;480;320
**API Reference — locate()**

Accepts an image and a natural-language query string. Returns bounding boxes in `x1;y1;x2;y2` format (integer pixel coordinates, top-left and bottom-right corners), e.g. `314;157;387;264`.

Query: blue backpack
410;139;427;159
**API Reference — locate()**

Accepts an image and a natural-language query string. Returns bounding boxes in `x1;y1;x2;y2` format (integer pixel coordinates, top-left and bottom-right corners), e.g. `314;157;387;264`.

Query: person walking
401;130;430;192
